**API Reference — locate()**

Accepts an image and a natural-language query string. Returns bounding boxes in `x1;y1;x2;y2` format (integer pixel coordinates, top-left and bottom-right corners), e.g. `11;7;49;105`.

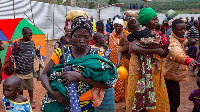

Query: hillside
32;0;200;14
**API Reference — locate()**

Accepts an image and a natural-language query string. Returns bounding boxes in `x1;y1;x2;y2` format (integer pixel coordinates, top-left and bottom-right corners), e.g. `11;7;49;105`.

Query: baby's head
127;18;140;32
3;76;21;100
197;77;200;88
93;32;105;45
190;38;196;46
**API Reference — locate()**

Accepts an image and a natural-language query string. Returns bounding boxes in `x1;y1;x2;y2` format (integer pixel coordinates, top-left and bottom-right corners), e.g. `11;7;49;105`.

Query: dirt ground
0;40;198;112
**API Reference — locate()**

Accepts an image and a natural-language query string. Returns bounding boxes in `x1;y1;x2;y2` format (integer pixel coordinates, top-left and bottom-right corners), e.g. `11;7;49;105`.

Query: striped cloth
12;40;35;75
188;26;199;39
95;88;115;112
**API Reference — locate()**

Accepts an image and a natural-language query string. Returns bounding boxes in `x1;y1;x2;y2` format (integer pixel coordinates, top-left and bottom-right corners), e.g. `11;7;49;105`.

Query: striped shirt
12;40;35;75
188;26;199;39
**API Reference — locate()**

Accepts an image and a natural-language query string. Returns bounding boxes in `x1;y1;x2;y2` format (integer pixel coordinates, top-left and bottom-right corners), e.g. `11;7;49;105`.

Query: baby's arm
117;35;129;67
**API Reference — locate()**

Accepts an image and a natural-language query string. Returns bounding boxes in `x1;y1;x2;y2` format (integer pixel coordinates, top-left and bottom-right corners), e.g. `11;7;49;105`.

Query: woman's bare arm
130;39;167;57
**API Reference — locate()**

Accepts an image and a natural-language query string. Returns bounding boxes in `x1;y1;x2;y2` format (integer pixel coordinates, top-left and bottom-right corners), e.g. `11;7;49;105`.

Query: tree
89;1;95;9
108;0;118;5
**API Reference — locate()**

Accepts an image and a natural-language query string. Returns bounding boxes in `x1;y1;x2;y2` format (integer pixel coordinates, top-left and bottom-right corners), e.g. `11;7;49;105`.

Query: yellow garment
126;53;170;112
92;21;96;32
163;32;189;82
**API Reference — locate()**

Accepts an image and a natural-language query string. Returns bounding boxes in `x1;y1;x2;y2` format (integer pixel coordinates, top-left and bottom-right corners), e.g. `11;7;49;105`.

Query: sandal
31;104;36;109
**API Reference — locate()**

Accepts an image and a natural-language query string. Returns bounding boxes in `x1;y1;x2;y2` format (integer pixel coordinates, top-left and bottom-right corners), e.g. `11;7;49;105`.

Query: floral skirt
126;54;170;112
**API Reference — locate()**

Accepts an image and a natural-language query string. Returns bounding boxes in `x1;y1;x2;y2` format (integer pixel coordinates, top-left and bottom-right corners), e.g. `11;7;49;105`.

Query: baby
127;18;163;74
2;75;32;112
189;77;200;111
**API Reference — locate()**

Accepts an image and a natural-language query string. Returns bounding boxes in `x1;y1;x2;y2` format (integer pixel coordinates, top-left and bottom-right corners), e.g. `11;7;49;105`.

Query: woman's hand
61;71;82;86
49;90;68;105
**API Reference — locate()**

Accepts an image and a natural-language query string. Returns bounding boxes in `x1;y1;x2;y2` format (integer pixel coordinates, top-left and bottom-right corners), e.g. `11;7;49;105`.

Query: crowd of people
0;7;200;112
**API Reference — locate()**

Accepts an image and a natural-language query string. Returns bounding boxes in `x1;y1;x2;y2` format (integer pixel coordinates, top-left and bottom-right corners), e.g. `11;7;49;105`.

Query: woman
60;26;73;45
40;16;118;112
108;18;129;102
126;8;170;112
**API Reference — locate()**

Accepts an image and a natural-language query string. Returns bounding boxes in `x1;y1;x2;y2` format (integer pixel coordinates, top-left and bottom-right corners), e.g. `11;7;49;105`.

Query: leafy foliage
89;1;95;9
31;0;200;13
108;0;118;5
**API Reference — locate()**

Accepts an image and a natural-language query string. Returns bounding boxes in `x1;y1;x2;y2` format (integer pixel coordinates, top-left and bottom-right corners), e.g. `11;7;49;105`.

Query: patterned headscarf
71;16;93;37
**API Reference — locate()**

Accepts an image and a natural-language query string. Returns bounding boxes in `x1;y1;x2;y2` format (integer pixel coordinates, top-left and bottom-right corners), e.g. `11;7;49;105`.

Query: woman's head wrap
113;18;124;26
138;7;157;25
71;16;92;37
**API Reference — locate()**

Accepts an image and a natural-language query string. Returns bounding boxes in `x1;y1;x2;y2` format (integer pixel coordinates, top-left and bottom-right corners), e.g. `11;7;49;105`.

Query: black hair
172;19;185;28
193;20;199;26
93;32;103;42
22;27;32;34
155;23;160;30
4;75;21;89
127;19;137;30
96;21;104;27
197;78;200;88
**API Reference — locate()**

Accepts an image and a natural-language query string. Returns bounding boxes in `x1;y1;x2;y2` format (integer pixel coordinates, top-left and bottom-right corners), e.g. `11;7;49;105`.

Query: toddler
2;75;32;112
189;77;200;112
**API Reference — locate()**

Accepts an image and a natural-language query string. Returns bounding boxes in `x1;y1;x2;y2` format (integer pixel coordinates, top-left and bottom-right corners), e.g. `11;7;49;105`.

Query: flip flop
31;104;36;109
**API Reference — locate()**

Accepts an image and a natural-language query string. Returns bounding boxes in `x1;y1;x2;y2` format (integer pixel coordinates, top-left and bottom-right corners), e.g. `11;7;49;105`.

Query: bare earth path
0;40;197;112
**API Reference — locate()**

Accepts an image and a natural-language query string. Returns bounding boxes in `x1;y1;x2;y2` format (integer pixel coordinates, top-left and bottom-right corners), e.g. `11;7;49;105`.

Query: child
10;27;39;109
2;75;32;112
188;38;197;76
92;32;107;53
189;77;200;112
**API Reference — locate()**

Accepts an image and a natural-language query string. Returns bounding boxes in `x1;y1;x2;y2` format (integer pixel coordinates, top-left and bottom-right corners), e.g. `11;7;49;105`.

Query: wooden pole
13;0;15;19
53;0;55;40
48;18;65;34
97;0;100;21
46;33;48;44
65;0;67;15
24;13;38;29
29;0;35;26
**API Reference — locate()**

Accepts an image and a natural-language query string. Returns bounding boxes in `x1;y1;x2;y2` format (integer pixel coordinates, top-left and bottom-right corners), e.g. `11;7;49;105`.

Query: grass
158;10;200;14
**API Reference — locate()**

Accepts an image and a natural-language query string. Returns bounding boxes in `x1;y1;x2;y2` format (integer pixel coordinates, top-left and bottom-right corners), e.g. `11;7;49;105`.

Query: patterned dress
108;30;129;102
2;97;32;112
126;30;170;111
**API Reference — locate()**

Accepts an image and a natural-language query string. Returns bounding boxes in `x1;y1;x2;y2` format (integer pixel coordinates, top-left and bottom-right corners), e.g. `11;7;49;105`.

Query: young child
2;75;32;112
188;38;197;76
10;27;39;109
189;77;200;112
92;32;107;53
